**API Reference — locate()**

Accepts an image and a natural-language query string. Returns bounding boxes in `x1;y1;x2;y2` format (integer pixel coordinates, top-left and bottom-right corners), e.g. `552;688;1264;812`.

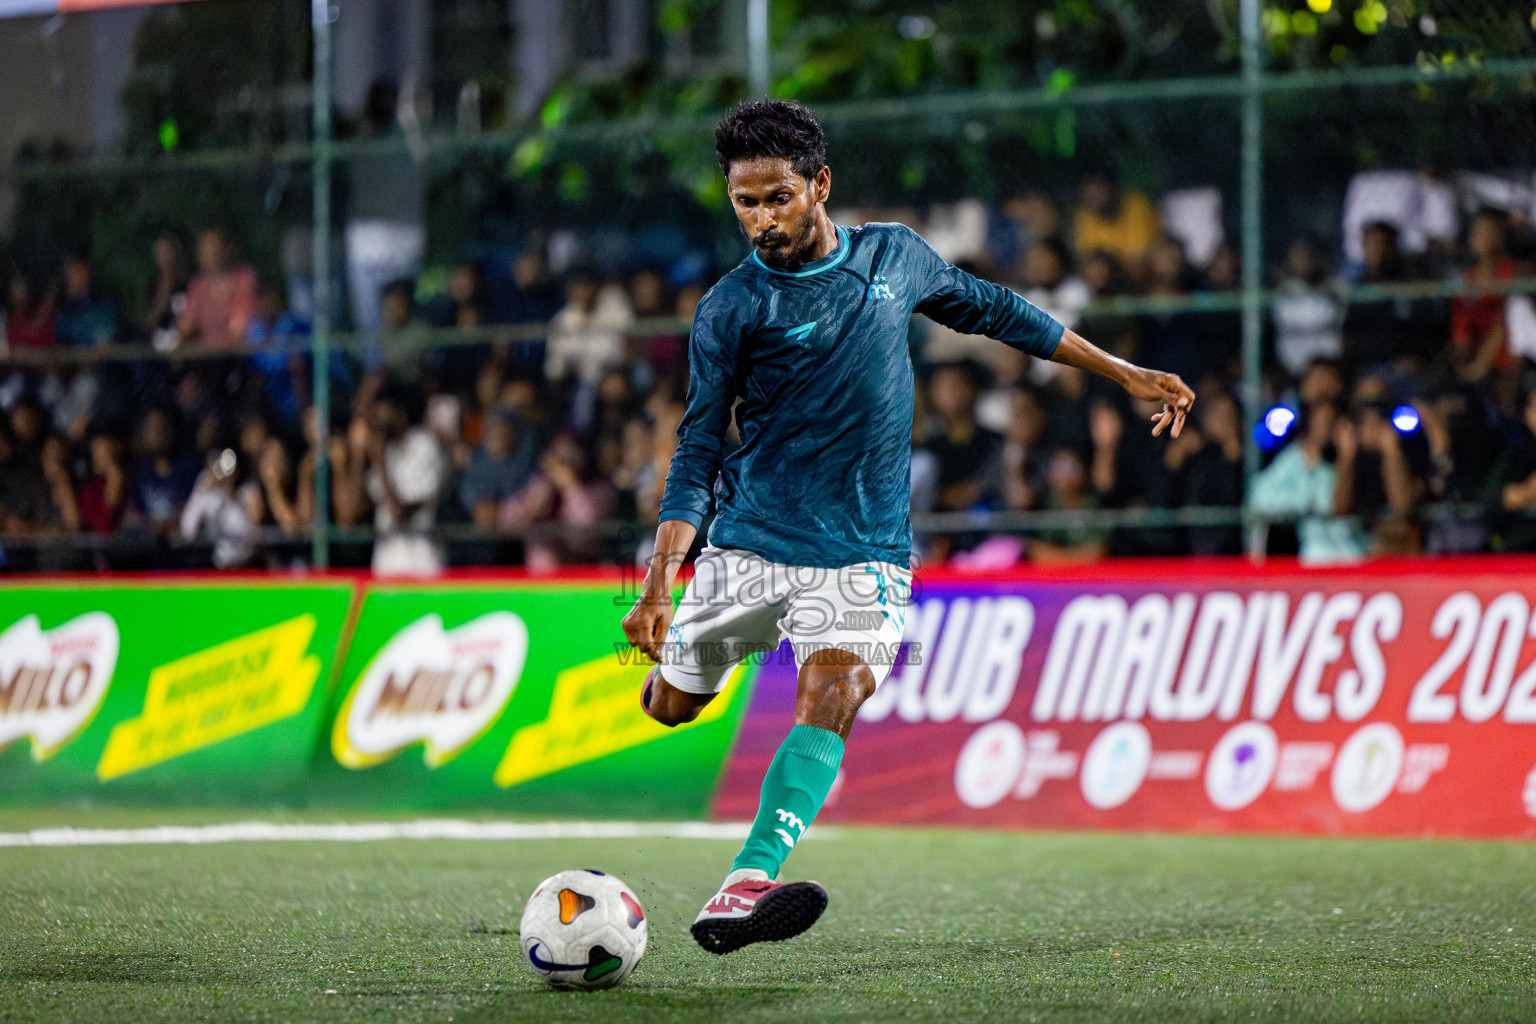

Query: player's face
726;157;830;270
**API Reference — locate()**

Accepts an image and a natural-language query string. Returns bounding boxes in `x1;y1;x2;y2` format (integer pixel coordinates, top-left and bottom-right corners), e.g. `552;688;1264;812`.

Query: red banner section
712;560;1536;838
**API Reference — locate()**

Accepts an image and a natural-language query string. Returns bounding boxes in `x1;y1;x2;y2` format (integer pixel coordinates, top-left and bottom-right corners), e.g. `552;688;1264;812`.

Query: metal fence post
311;0;334;569
747;0;770;97
1239;0;1264;491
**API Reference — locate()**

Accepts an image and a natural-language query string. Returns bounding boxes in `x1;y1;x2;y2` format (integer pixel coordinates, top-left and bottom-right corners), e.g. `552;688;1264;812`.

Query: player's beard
749;206;820;270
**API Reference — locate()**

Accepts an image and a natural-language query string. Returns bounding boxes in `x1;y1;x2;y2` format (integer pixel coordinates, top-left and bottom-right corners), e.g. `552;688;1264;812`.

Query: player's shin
729;724;844;879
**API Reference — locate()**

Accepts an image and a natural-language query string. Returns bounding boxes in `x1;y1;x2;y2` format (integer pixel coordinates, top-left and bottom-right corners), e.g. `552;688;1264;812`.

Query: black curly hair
714;100;827;180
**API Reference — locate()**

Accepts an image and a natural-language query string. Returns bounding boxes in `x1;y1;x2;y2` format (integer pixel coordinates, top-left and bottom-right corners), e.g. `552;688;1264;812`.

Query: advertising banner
713;562;1536;838
0;581;355;802
311;582;755;817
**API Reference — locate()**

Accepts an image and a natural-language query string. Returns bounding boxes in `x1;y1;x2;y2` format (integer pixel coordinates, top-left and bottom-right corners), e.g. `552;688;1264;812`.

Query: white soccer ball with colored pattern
519;869;648;989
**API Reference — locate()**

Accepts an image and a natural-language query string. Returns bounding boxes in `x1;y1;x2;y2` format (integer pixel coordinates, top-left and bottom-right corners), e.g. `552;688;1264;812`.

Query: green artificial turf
1;809;1534;1023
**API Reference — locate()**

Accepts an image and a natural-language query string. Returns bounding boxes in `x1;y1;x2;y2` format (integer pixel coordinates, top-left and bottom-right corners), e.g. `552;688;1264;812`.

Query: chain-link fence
2;0;1535;573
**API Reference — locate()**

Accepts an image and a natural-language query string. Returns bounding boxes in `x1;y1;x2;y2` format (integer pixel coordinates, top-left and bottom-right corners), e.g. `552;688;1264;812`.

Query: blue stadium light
1391;405;1420;433
1254;405;1296;452
1263;406;1296;438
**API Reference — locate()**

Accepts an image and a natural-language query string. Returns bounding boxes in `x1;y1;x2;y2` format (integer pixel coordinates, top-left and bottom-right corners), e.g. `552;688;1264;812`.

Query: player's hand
1128;369;1195;438
621;588;675;664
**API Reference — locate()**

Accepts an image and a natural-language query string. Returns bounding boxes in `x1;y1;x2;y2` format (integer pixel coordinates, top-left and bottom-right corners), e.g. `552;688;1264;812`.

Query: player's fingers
1171;406;1187;438
1151;408;1173;437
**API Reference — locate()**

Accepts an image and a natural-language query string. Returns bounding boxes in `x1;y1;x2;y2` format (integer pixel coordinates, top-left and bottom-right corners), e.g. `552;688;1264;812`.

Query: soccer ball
519;869;648;989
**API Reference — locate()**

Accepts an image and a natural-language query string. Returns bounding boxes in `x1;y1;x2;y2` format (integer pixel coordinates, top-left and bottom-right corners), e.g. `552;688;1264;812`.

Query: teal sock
731;724;844;877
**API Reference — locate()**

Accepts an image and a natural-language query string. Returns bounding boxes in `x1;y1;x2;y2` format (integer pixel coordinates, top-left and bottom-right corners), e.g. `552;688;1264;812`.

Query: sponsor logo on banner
1079;722;1152;809
1205;722;1280;810
0;612;118;761
494;654;734;788
954;721;1028;809
1331;722;1404;812
98;615;320;780
333;612;528;769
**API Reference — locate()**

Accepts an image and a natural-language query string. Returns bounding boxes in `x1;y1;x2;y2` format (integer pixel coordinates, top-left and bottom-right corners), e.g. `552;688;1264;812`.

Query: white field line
0;819;838;848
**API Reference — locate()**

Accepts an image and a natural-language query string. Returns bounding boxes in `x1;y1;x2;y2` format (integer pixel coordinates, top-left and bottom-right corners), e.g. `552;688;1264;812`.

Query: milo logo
333;612;528;768
0;612;119;760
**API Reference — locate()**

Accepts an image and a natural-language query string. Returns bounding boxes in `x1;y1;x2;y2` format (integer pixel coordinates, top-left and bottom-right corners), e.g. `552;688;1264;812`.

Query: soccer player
621;100;1195;955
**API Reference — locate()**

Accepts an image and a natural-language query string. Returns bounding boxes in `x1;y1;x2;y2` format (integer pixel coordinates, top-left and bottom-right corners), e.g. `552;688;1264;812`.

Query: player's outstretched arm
621;518;699;663
1050;328;1196;438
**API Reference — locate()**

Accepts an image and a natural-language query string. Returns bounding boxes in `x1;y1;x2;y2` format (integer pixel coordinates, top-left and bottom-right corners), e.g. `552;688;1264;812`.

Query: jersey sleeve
657;285;747;529
904;226;1065;358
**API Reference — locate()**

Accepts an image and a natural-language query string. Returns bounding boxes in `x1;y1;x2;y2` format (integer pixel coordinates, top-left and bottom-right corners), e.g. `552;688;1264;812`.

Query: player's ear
811;165;831;205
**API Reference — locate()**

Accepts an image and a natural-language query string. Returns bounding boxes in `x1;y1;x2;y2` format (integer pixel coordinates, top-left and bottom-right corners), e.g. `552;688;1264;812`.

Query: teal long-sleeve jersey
657;221;1065;569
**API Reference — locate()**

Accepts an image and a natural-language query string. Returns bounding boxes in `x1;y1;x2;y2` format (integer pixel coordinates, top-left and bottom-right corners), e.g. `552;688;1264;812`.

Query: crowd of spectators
1;165;1535;573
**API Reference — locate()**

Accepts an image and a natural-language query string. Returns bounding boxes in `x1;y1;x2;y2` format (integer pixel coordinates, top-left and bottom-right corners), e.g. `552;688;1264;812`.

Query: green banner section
308;583;755;818
0;582;355;803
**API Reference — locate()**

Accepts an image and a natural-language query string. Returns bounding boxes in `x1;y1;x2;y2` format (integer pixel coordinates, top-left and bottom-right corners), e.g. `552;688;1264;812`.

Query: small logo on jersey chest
785;321;817;344
868;276;895;301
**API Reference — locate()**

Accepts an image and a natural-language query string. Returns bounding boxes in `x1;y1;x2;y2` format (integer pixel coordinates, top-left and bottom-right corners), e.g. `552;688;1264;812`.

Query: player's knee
641;668;707;728
799;655;877;713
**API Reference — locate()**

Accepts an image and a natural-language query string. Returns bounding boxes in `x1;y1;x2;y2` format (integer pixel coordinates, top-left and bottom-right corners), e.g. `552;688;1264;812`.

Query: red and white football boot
690;871;828;955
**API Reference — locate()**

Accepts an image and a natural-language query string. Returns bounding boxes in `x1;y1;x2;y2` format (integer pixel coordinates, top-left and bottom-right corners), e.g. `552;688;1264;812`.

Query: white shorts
657;545;913;696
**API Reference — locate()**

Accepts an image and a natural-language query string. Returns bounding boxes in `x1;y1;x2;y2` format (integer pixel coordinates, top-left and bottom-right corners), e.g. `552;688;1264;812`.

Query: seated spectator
1089;393;1184;555
0;420;69;534
9;396;48;462
498;433;614;571
246;282;309;348
589;366;641;472
1297;357;1346;410
546;269;634;425
180;448;259;568
609;416;657;523
377;279;432;378
1029;448;1107;564
506;244;564;324
444;263;487;329
1341;169;1458;272
296;406;348;529
1072;172;1161;280
1042;362;1094;454
357;383;447;576
45;363;103;442
989;189;1062;280
1449;208;1516;392
143;229;191;351
546;269;633;386
55;254;121;348
504;244;564;371
1341;221;1444;375
628;268;682;382
1272;236;1343;378
1001;386;1051;512
923;362;1002;511
178;228;258;349
1499;389;1536;548
1203;242;1240;293
1088;397;1137;507
6;270;55;351
130;407;199;532
1248;400;1367;564
1181;390;1245;555
79;431;128;534
1137;235;1211;383
251;438;301;534
1019;237;1091;333
458;408;535;529
1334;383;1427;555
